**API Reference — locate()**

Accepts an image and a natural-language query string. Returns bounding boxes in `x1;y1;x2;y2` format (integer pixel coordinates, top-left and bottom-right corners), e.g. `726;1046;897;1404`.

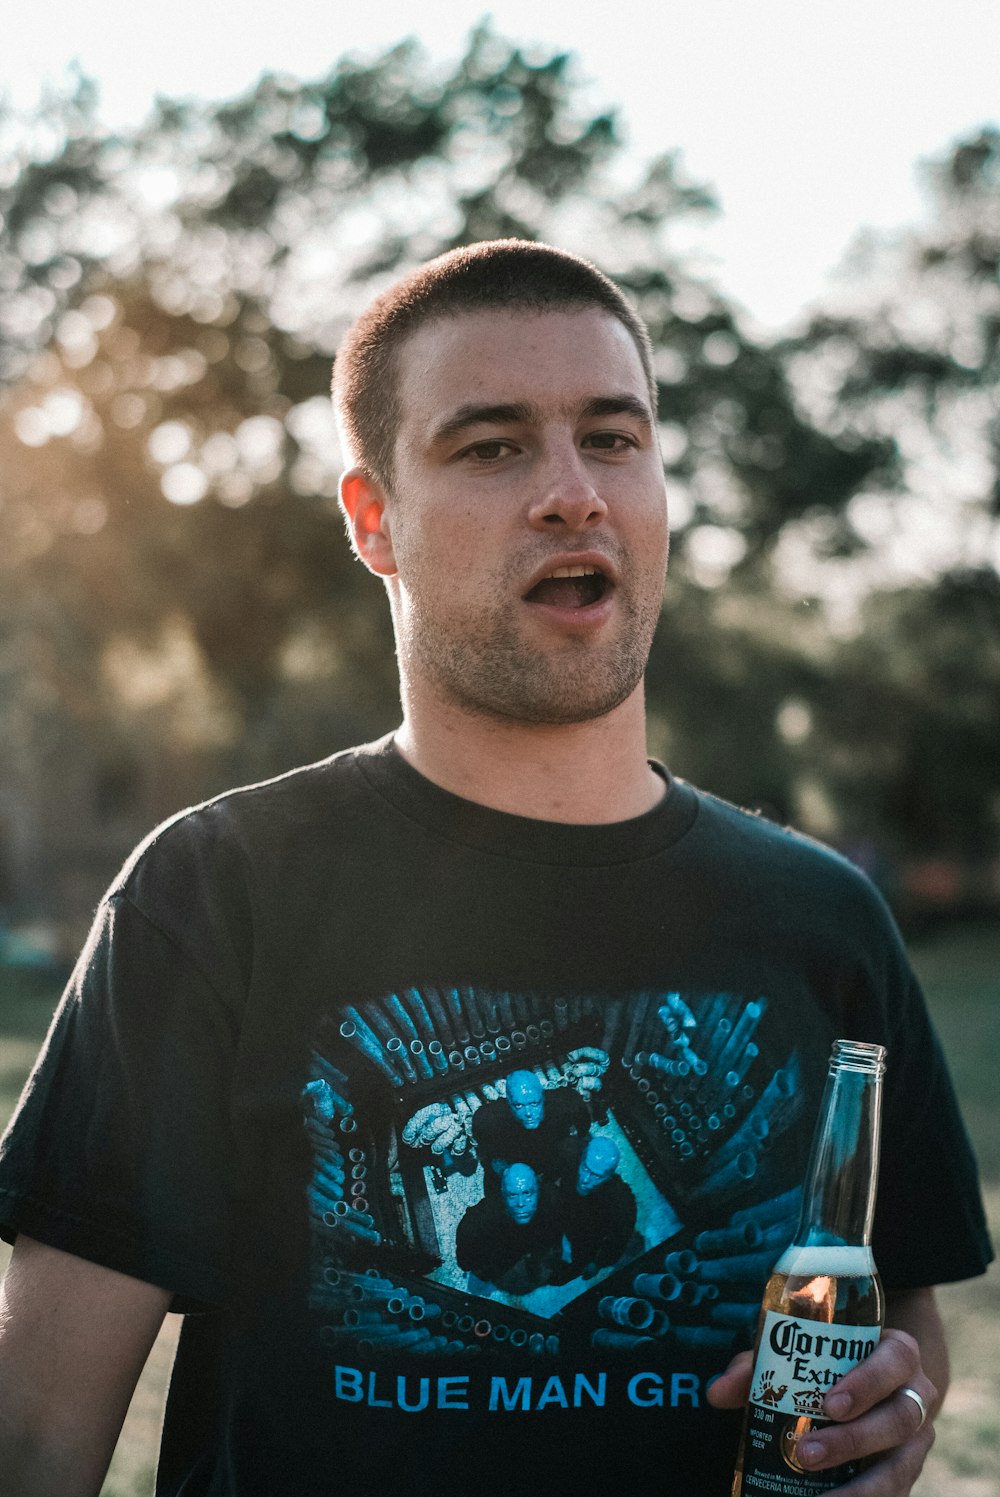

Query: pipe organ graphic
303;986;809;1365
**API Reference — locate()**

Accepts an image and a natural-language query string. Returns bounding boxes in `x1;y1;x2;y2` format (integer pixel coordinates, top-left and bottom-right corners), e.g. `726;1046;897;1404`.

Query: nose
527;443;608;531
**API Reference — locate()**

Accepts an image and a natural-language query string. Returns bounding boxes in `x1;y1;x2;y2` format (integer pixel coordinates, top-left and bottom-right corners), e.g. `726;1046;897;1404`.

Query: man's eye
585;431;635;452
463;440;512;462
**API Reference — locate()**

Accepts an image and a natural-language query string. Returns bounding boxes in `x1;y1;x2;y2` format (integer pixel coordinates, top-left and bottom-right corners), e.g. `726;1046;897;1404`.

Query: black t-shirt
560;1174;637;1268
0;737;992;1496
455;1186;562;1282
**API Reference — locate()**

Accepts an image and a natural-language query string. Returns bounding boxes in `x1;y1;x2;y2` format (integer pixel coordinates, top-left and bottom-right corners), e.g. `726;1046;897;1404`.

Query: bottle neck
796;1040;885;1250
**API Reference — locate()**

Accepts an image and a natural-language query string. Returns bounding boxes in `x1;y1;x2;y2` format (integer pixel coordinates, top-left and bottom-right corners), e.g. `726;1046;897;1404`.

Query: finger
800;1417;934;1496
705;1351;753;1409
821;1329;923;1421
798;1375;938;1472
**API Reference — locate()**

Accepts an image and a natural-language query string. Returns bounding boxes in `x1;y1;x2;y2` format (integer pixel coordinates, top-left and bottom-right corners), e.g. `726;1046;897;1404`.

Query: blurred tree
810;568;1000;862
781;127;1000;584
764;129;1000;864
0;33;996;927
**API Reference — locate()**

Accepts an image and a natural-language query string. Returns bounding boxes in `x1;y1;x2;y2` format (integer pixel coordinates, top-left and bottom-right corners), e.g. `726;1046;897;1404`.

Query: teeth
548;565;598;579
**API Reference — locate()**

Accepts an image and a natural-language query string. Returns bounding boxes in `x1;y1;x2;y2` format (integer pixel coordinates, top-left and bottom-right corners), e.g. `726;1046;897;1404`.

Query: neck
394;683;664;824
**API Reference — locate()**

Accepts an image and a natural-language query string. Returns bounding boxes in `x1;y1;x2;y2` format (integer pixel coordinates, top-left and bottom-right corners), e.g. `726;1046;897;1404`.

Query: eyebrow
429;392;653;447
430;402;537;446
580;394;653;428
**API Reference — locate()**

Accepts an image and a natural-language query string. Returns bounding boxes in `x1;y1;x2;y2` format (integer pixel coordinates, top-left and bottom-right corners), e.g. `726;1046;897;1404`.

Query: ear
339;468;397;577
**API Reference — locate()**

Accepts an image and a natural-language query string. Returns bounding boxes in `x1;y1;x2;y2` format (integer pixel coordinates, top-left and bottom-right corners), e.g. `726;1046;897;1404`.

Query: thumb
707;1350;754;1409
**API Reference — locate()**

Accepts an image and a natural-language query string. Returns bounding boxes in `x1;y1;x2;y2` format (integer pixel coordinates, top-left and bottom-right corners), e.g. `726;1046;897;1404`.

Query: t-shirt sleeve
834;884;995;1291
871;959;993;1290
0;891;240;1311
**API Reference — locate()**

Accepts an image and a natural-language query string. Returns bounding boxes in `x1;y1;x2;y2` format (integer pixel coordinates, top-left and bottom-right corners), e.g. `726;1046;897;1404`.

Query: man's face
502;1165;539;1224
506;1071;545;1130
577;1137;618;1195
380;307;669;726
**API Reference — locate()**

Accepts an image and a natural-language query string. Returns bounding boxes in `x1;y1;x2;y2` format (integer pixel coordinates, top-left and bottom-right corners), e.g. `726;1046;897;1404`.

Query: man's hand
708;1325;939;1494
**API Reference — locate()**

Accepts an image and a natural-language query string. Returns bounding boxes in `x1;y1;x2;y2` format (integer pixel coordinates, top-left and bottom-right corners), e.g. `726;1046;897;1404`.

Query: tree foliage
763;129;1000;868
1;31;997;925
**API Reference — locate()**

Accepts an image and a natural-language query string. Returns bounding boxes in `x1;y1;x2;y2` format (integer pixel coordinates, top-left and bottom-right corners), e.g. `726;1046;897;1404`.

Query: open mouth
524;564;610;610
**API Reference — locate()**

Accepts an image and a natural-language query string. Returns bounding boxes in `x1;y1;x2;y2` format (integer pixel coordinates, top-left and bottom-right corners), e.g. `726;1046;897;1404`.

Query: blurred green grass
0;924;996;1497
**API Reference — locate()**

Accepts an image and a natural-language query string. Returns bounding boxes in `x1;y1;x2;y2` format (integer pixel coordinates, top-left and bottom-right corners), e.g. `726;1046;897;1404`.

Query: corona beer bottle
732;1039;886;1495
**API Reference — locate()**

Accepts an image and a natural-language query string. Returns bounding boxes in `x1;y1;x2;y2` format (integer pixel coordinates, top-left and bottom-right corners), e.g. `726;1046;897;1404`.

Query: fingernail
825;1390;851;1418
797;1438;824;1466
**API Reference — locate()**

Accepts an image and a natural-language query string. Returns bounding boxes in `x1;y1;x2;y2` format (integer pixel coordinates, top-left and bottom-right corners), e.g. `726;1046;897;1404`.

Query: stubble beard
397;570;662;727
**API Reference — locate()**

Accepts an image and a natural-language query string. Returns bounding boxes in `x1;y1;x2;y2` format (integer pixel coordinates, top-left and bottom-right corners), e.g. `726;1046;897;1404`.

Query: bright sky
5;0;999;331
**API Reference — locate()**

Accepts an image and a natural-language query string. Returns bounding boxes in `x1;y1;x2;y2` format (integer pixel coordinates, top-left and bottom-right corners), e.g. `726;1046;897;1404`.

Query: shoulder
472;1100;507;1136
458;1195;498;1234
109;740;386;909
538;1184;561;1218
549;1087;589;1121
689;785;900;937
457;1195;487;1224
90;741;390;980
676;783;916;1012
608;1174;636;1205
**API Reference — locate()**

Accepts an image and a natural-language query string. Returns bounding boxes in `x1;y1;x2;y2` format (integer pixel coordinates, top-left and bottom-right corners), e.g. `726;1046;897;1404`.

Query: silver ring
900;1386;928;1429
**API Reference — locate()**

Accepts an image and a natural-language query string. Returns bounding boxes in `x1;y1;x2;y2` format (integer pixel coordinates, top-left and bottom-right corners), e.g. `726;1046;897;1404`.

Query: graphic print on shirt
303;987;811;1370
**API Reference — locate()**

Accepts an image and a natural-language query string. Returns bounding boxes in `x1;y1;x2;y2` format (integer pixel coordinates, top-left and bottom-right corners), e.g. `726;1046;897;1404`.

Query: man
456;1163;561;1295
558;1135;637;1279
0;240;991;1496
473;1068;588;1194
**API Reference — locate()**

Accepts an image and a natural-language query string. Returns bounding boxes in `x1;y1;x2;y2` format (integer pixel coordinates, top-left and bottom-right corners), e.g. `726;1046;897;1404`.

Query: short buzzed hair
332;239;656;490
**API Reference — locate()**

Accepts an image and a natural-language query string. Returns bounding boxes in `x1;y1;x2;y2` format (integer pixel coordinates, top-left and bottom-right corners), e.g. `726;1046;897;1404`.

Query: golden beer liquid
732;1245;883;1496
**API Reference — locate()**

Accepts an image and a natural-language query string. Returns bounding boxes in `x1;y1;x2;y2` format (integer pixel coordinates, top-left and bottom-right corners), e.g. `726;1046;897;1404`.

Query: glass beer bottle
732;1039;886;1496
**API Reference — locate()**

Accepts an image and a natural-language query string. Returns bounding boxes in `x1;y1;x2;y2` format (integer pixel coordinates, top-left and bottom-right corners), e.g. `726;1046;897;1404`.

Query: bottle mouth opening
830;1039;887;1076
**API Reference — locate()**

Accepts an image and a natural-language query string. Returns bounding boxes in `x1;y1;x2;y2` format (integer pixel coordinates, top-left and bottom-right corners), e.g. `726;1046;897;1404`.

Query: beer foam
774;1243;876;1278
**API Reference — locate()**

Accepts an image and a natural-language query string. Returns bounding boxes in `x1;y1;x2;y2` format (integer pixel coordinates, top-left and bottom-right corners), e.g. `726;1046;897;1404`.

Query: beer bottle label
739;1311;880;1494
751;1310;879;1416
